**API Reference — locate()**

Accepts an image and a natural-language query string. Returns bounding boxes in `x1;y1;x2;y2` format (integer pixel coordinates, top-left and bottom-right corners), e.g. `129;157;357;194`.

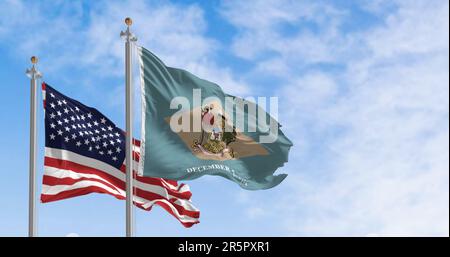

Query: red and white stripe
40;83;199;228
41;140;200;227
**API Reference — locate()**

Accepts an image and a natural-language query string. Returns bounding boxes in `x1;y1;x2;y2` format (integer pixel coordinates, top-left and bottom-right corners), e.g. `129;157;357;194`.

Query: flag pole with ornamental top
26;56;42;237
121;17;137;237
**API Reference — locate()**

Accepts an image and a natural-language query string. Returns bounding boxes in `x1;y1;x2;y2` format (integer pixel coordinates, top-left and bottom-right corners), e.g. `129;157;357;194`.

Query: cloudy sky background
0;0;448;236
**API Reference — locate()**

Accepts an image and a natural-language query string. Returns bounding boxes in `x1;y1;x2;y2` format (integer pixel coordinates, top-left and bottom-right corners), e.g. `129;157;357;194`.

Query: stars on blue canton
44;84;126;169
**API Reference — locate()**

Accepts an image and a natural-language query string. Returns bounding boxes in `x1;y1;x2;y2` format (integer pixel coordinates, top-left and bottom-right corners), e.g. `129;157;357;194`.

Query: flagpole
26;56;41;237
121;17;137;237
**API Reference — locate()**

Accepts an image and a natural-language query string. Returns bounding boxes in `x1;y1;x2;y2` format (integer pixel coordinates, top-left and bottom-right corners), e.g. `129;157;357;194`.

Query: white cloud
0;0;248;94
245;207;266;219
0;0;86;72
220;0;347;66
282;72;337;111
366;1;449;59
225;0;449;236
82;1;216;75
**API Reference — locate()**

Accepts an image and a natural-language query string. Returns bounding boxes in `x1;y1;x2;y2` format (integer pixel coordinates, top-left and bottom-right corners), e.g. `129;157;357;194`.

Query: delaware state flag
137;46;292;190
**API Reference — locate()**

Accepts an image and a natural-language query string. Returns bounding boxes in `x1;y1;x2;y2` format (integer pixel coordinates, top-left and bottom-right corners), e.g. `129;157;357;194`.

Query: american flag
40;82;200;227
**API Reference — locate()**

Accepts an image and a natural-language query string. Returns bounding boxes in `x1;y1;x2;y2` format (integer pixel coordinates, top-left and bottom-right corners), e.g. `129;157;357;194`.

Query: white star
116;139;121;143
50;93;55;98
64;108;69;113
50;113;56;119
103;142;108;147
94;129;100;134
71;125;76;129
116;147;121;153
93;121;99;126
76;141;81;147
112;156;117;161
71;134;77;139
107;126;113;131
75;106;80;112
57;111;62;116
96;136;101;141
50;123;56;129
107;150;113;155
57;120;63;125
109;140;115;146
50;102;55;108
114;132;120;137
87;113;92;119
62;99;67;104
102;134;108;139
57;100;62;106
70;116;75;121
64;136;69;142
57;130;63;135
109;133;114;138
50;134;56;140
101;127;106;131
100;118;106;124
99;151;104;155
88;146;92;151
64;118;69;123
87;123;92;128
79;131;84;136
84;139;90;145
95;145;100;150
64;126;70;132
80;115;85;120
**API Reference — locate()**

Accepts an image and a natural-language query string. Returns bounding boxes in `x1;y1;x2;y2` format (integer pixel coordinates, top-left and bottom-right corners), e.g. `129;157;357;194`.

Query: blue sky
0;0;448;236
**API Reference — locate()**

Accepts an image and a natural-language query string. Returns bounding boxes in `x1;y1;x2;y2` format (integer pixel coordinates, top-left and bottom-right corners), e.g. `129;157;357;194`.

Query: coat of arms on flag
165;100;270;161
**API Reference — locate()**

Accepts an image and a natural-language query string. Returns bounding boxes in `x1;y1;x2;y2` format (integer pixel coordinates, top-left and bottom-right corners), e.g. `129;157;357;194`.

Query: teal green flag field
137;46;292;190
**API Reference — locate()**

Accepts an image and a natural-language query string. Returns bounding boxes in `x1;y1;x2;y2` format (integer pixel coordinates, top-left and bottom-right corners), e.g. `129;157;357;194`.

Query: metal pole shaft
28;67;37;237
125;27;134;237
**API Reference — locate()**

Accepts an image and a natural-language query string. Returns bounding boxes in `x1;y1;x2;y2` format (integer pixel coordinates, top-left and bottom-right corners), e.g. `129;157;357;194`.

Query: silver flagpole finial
125;17;132;26
26;55;42;237
31;56;38;64
120;17;137;42
26;56;42;79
